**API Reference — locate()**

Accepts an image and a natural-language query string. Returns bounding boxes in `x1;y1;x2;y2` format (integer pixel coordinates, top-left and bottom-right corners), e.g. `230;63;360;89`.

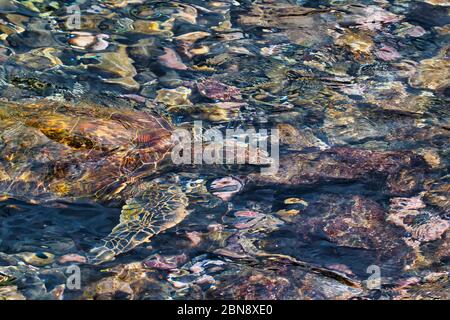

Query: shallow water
0;0;449;300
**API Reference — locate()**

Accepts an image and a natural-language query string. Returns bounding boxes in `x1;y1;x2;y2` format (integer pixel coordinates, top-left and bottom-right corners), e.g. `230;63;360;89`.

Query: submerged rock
58;254;87;264
366;82;430;115
393;270;450;300
155;86;192;106
15;252;55;267
202;261;363;300
422;0;450;6
387;196;449;268
80;46;139;90
350;5;402;31
68;32;109;51
102;0;144;8
409;49;450;91
248;147;427;195
295;194;402;252
83;263;170;300
210;177;244;201
237;2;335;46
423;181;450;212
0;285;26;300
277;124;329;151
158;47;188;71
197;79;242;102
10;47;63;70
335;31;374;60
143;253;187;270
375;45;402;61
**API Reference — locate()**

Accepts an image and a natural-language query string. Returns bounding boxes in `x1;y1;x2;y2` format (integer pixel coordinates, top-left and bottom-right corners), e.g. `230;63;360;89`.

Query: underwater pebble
326;264;355;276
186;231;202;246
276;209;300;217
0;286;26;300
409;53;450;91
210;177;244;201
58;254;86;264
354;5;402;30
120;94;146;103
422;0;450;6
284;198;308;206
375;45;402;61
403;25;426;37
234;221;256;229
234;210;261;218
197;79;242;101
195;275;216;285
207;223;224;232
411;217;449;242
17;252;55;267
423;272;448;283
143;254;187;270
175;31;210;42
155;87;192;106
68;32;109;51
189;262;205;274
395;277;421;289
158;48;188;70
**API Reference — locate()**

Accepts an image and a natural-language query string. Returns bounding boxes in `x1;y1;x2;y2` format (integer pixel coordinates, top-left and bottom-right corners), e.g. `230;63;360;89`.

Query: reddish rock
375;45;401;61
143;254;187;270
158;48;188;70
186;231;203;246
197;79;242;101
59;254;87;264
248;147;427;195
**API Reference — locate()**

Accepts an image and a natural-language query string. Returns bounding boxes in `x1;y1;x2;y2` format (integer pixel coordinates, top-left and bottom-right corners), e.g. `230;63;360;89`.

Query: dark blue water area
0;198;119;255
